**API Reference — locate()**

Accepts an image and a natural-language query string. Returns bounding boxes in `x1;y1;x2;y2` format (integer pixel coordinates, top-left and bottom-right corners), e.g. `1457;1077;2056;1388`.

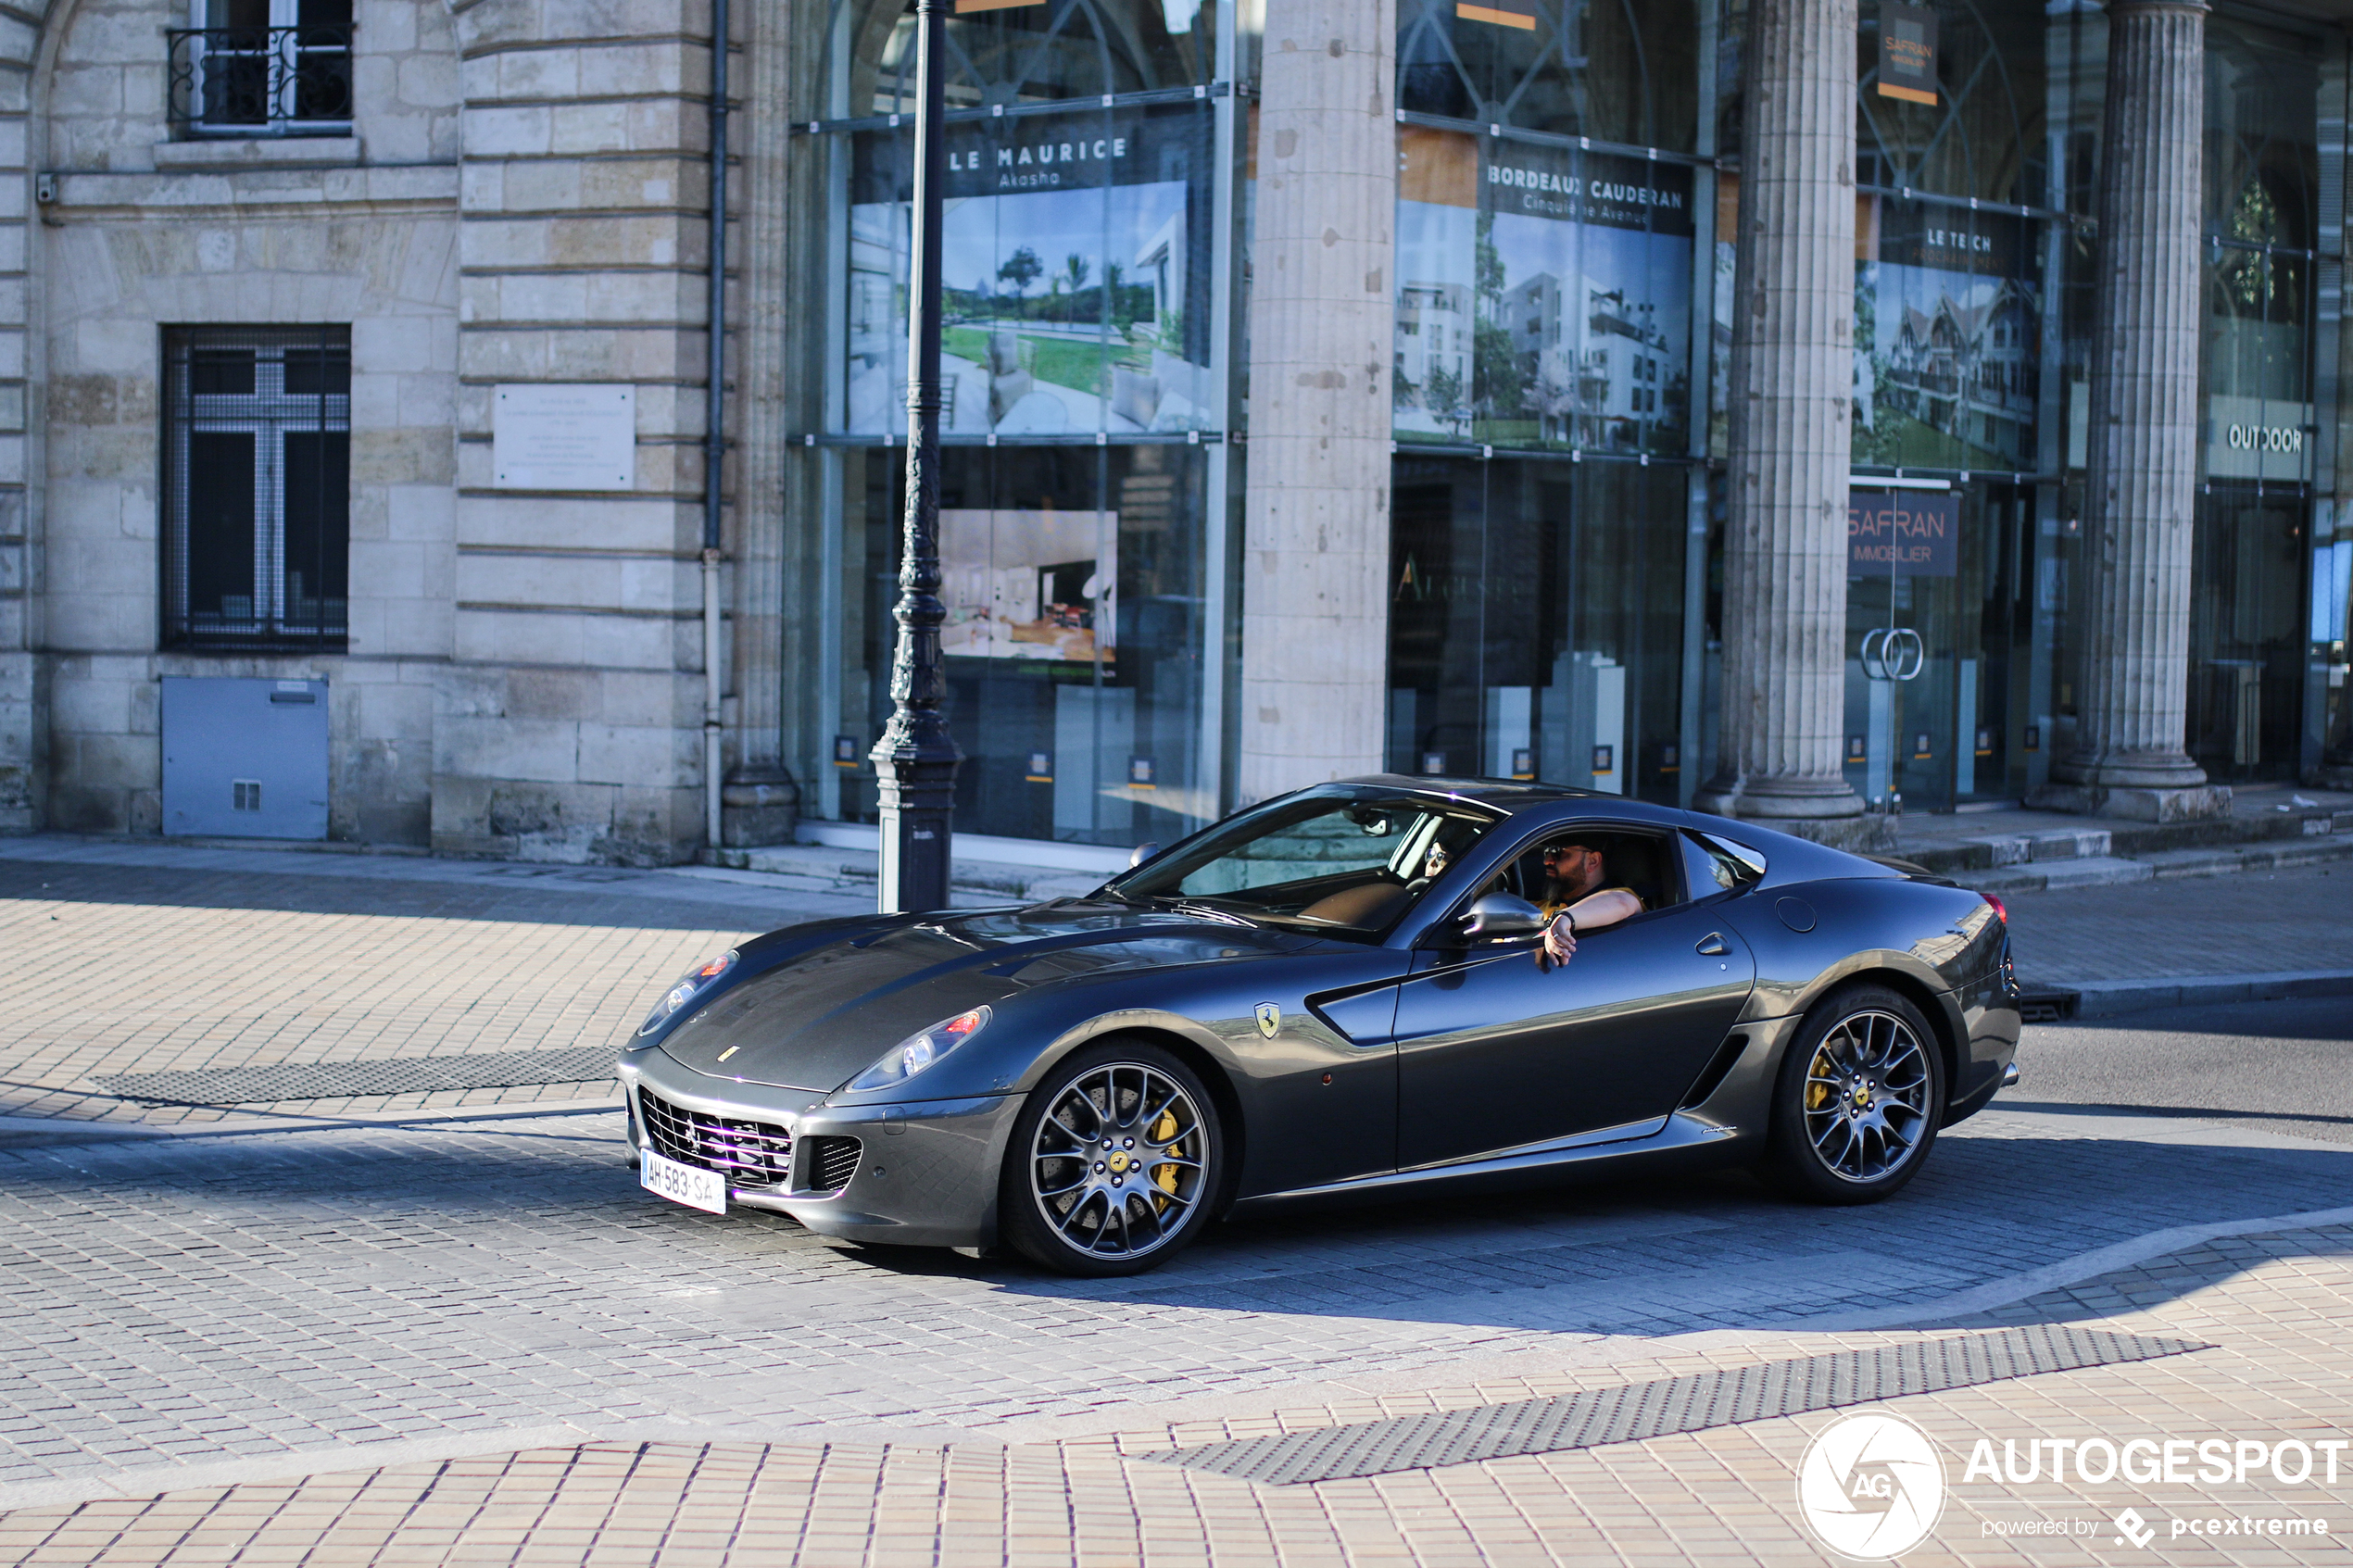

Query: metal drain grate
94;1047;620;1106
1144;1323;2207;1486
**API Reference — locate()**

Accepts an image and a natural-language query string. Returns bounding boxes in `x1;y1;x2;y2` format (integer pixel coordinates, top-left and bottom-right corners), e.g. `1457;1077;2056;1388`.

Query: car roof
1329;773;1681;822
1329;775;1894;887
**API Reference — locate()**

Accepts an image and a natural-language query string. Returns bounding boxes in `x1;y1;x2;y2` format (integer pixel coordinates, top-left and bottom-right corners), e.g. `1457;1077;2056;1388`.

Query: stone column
1235;0;1396;805
723;0;799;846
2035;0;2229;822
1695;0;1875;845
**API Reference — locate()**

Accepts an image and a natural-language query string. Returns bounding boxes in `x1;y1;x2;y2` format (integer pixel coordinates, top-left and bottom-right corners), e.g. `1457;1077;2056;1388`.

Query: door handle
1695;933;1730;956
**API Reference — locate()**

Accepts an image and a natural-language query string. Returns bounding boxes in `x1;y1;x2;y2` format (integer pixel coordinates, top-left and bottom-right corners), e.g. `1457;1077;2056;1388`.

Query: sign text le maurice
1848;490;1959;578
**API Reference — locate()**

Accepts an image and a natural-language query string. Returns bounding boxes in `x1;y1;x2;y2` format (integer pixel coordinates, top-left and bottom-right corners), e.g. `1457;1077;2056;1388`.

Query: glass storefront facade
2193;14;2325;784
1385;0;1713;805
805;0;1236;846
787;0;2353;847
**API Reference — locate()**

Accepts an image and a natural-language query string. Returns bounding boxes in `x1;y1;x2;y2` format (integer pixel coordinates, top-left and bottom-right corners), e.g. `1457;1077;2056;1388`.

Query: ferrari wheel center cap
1107;1151;1131;1173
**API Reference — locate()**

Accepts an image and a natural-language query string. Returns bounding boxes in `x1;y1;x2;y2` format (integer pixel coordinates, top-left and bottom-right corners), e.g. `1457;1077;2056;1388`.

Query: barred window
163;325;351;648
169;0;355;138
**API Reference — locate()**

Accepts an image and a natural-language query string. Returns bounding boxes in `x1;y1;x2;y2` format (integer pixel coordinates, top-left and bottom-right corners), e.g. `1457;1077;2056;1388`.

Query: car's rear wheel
1761;983;1943;1204
1000;1040;1221;1277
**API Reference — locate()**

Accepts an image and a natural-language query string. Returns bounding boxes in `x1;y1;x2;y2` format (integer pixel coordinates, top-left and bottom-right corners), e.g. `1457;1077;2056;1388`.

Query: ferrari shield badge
1254;1002;1280;1038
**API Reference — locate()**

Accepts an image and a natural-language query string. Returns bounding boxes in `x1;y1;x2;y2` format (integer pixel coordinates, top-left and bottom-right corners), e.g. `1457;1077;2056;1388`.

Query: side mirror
1457;892;1546;941
1128;842;1161;869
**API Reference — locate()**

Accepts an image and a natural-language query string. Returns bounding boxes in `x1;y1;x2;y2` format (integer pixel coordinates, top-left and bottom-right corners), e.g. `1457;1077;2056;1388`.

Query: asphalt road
2008;994;2353;1146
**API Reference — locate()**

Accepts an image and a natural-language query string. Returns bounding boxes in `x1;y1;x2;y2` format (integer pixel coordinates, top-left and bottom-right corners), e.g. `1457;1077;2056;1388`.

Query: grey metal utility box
161;677;329;839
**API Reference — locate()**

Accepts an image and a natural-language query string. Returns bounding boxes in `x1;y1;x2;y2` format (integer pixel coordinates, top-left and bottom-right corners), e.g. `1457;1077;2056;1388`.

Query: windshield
1104;789;1503;938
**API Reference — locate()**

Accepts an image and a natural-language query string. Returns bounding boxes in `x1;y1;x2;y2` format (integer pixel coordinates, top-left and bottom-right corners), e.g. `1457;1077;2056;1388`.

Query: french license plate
640;1148;726;1214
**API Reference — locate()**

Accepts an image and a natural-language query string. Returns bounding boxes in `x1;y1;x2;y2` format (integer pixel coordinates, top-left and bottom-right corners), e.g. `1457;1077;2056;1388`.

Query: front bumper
618;1047;1024;1249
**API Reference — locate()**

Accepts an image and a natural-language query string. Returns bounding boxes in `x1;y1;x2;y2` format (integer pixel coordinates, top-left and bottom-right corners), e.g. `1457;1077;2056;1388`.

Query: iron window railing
162;326;352;649
167;23;354;136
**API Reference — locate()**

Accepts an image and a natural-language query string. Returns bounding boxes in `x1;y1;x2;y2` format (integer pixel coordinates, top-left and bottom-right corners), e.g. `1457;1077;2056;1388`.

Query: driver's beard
1544;869;1599;907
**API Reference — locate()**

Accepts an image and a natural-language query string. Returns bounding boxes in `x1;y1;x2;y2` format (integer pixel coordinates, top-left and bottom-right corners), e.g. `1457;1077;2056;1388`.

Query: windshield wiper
1152;897;1258;927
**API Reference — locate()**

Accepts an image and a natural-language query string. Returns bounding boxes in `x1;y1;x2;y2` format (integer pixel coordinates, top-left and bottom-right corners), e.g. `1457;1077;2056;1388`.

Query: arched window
822;0;1211;121
1395;0;1698;154
1854;0;2042;208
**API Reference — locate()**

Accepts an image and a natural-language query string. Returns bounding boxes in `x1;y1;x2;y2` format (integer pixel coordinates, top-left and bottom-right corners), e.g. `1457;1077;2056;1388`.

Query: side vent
1678;1032;1750;1110
804;1135;862;1192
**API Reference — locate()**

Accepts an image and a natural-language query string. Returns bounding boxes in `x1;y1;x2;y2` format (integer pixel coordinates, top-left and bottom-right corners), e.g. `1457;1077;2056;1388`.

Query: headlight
849;1006;990;1092
635;950;737;1035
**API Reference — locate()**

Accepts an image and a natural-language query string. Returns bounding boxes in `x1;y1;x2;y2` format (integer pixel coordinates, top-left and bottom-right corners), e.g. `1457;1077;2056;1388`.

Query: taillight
1983;894;2007;924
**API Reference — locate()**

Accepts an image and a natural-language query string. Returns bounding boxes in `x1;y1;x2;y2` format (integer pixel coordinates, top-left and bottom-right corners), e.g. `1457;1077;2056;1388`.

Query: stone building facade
2;0;2350;864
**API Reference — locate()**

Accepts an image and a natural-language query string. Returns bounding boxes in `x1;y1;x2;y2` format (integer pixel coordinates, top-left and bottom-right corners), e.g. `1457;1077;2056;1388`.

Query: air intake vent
805;1135;862;1192
1678;1032;1749;1110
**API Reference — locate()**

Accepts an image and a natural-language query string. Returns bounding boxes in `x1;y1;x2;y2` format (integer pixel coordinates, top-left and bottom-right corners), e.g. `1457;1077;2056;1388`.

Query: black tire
1760;983;1944;1204
999;1038;1223;1277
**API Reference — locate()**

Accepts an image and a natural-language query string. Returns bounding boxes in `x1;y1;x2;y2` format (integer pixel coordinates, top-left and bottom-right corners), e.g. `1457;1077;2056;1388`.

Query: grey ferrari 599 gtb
618;778;2020;1276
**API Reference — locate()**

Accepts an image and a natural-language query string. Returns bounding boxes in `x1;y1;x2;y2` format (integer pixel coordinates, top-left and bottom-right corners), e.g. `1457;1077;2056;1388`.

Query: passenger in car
1537;840;1645;967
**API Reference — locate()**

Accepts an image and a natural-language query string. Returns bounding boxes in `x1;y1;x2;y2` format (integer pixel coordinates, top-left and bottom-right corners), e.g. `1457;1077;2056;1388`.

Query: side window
1474;826;1687;914
1680;830;1766;895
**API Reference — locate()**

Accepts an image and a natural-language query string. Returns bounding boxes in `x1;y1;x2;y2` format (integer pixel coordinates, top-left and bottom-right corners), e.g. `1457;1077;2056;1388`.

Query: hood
651;900;1303;1092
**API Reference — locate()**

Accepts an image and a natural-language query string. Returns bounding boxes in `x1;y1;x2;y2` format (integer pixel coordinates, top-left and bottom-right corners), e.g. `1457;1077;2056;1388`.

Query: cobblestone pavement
1;836;2350;1562
0;1119;2345;1564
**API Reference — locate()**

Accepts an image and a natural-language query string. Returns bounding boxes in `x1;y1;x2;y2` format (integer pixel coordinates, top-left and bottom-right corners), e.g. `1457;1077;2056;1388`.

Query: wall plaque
492;384;635;490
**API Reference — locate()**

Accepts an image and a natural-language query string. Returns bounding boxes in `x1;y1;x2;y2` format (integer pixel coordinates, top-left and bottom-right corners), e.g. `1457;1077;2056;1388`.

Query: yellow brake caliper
1149;1110;1181;1209
1806;1047;1834;1112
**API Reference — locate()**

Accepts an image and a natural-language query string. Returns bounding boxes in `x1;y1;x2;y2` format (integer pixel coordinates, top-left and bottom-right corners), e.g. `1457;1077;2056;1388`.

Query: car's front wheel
1761;983;1944;1204
1000;1039;1221;1277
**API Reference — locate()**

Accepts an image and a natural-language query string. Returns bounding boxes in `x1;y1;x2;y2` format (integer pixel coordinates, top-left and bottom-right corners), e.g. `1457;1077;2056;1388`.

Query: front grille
805;1135;862;1192
638;1088;792;1190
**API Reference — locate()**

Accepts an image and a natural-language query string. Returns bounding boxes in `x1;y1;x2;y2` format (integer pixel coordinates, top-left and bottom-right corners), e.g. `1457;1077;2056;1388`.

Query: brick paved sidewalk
1995;862;2353;986
0;836;863;1124
1;834;2344;1133
1;1216;2344;1564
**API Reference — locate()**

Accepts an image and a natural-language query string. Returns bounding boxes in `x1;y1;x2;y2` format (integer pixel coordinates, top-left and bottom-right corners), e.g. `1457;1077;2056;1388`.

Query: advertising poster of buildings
1394;127;1693;453
847;108;1214;438
1852;201;2040;471
937;508;1117;667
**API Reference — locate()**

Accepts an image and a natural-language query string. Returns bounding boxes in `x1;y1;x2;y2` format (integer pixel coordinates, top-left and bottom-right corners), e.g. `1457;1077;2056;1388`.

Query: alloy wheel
1028;1061;1208;1261
1801;1009;1933;1183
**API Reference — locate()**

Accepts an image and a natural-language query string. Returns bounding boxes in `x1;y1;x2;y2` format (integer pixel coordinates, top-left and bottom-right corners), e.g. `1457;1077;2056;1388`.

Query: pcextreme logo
1796;1411;1947;1560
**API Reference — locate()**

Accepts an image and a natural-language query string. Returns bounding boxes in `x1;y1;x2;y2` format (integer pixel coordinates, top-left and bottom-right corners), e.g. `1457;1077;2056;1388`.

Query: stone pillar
723;0;799;846
2034;0;2229;822
1235;0;1395;805
1696;0;1877;846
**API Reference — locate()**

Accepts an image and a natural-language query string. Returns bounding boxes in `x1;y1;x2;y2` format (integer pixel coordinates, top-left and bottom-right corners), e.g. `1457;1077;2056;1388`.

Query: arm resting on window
1541;888;1644;966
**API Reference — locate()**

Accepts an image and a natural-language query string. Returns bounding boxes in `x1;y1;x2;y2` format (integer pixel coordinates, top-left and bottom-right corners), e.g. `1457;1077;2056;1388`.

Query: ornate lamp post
869;0;962;912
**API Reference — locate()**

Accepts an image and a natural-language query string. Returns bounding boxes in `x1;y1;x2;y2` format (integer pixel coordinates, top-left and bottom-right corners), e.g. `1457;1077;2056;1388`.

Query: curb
0;1098;623;1152
2018;968;2353;1022
1954;834;2353;895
